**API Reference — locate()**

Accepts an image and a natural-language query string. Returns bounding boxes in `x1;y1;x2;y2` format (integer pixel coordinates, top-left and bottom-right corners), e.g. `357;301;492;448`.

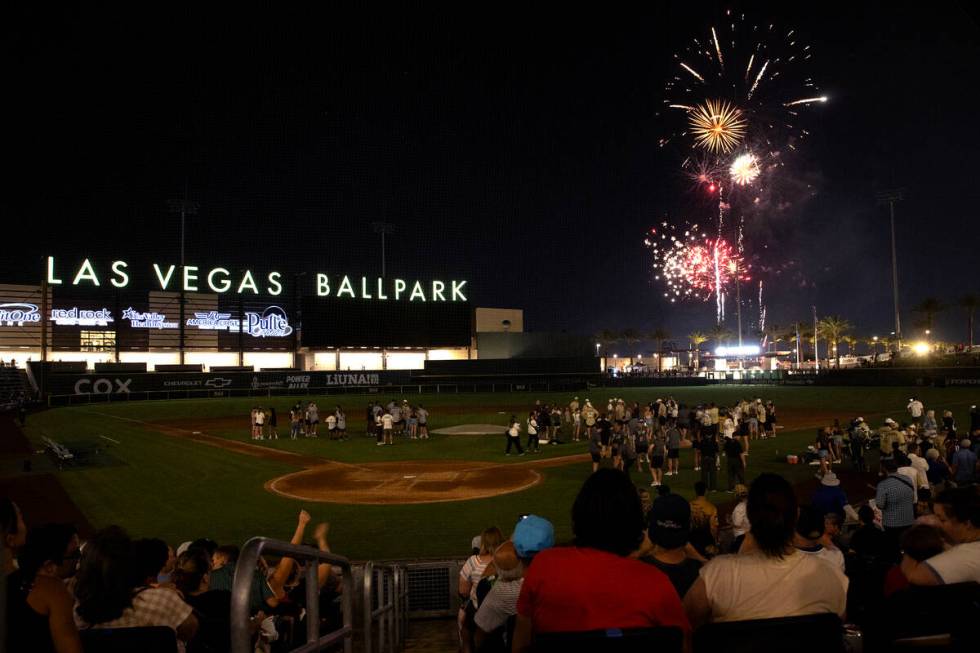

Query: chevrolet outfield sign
44;257;467;302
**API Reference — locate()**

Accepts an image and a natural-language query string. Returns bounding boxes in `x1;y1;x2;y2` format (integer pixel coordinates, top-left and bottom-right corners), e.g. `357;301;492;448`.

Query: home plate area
265;460;541;505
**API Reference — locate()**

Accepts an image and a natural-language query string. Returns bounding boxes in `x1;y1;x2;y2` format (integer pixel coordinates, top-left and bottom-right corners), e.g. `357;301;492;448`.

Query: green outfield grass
20;385;978;560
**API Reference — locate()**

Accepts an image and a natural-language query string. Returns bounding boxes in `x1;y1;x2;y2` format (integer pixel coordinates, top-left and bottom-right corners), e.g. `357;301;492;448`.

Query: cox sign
73;378;132;394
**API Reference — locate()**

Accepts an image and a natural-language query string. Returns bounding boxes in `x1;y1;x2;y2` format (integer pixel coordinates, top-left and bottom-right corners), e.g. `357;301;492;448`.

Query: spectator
512;469;690;651
699;432;720;492
730;484;751;552
724;433;746;491
810;472;848;523
74;526;198;643
642;493;702;598
459;526;503;653
848;505;889;564
883;525;949;597
793;506;845;572
172;548;232;653
951;438;978;485
683;473;848;626
821;513;844;553
1;498;27;574
925;448;951;489
6;523;83;653
875;458;916;559
901;486;980;585
474;515;554;652
132;538;170;587
689;481;719;557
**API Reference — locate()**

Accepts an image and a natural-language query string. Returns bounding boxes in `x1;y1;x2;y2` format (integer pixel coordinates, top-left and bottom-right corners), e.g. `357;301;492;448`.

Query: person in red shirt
512;469;691;651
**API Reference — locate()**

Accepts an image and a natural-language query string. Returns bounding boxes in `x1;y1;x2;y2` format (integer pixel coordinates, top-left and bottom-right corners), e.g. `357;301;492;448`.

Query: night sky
4;3;979;347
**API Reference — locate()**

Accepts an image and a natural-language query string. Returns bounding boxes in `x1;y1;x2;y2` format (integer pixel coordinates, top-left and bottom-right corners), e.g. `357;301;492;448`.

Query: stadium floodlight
715;345;761;357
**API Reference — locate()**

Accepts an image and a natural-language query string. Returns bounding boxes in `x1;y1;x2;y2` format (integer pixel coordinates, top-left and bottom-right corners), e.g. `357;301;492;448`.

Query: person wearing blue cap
474;515;555;651
512;469;690;650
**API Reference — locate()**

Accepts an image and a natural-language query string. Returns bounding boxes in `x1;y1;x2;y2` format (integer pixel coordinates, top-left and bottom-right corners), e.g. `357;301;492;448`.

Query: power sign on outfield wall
45;257;468;302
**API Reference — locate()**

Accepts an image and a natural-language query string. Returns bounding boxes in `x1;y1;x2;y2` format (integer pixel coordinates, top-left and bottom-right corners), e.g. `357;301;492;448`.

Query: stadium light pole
371;222;395;278
876;189;903;352
168;188;199;365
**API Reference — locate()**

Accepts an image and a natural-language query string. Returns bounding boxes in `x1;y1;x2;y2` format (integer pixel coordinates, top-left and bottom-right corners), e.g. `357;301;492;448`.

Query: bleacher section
0;365;32;404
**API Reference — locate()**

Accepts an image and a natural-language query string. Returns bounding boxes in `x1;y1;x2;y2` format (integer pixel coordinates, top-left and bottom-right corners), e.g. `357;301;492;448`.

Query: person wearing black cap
643;494;702;598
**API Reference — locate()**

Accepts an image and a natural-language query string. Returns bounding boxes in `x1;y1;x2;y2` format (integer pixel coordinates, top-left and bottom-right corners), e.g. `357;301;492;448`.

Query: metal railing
362;562;408;653
231;537;353;653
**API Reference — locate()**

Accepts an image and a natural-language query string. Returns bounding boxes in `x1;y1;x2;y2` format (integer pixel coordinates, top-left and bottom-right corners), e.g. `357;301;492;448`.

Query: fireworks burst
729;152;760;185
645;222;749;303
689;100;747;153
661;11;824;151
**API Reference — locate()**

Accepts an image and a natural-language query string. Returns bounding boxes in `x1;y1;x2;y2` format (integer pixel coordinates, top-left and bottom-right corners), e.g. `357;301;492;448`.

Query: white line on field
99;435;121;444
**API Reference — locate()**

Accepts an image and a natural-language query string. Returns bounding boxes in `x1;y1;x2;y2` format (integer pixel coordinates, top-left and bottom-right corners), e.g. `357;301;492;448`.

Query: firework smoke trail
714;240;724;323
758;280;766;333
711;27;724;71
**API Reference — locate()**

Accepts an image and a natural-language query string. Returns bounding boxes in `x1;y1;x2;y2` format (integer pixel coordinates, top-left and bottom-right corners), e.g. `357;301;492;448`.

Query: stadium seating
79;626;178;652
864;581;980;652
531;626;684;653
692;613;844;653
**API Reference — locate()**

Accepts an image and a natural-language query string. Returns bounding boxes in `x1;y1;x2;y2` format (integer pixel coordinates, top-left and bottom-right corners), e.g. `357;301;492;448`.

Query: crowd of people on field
3;500;344;653
505;395;776;495
248;402;352;441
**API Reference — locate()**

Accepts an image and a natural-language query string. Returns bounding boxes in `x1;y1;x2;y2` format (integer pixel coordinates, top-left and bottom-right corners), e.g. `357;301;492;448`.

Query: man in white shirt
907;397;924;424
381;411;394;445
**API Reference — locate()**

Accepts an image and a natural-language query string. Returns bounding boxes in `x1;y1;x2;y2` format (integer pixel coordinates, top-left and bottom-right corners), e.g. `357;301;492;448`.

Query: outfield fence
45;381;591;406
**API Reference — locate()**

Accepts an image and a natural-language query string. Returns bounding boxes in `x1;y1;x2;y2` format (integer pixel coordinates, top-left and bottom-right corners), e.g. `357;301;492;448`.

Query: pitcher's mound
430;424;506;435
266;460;540;504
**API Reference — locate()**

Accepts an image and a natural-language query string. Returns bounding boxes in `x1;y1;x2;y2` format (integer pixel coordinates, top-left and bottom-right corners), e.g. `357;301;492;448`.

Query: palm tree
688;331;708;370
912;297;945;334
763;323;783;353
708;323;732;348
818;316;853;368
842;335;859;357
621;328;642;346
864;336;880;362
649;328;670;372
958;294;979;349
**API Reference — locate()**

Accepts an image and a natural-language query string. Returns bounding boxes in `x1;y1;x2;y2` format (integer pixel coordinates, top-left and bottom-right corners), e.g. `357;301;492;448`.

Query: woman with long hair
74;526;198;643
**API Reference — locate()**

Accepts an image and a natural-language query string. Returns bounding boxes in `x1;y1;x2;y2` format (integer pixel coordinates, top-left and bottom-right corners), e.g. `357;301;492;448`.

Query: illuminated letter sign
244;306;293;338
50;308;114;326
0;303;41;326
122;307;178;329
42;258;470;302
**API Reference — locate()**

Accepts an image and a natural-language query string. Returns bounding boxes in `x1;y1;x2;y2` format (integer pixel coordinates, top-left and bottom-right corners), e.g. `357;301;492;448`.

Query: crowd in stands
455;470;979;652
3;500;343;653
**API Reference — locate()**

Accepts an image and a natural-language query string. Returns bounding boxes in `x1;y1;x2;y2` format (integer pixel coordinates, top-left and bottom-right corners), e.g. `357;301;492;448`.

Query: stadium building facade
0;257;522;374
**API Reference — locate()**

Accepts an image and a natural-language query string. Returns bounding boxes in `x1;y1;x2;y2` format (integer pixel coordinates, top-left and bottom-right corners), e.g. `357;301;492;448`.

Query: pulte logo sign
44;257;468;302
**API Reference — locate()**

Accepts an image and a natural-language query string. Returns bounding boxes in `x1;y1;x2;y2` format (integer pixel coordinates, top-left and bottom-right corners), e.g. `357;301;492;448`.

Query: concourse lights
714;345;761;357
912;342;930;356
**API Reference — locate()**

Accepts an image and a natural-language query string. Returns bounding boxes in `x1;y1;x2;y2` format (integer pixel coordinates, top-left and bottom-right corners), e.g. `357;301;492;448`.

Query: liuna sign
44;257;468;302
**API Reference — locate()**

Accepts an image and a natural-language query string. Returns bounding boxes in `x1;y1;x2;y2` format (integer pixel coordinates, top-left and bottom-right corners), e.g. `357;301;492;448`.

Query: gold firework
688;99;747;153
